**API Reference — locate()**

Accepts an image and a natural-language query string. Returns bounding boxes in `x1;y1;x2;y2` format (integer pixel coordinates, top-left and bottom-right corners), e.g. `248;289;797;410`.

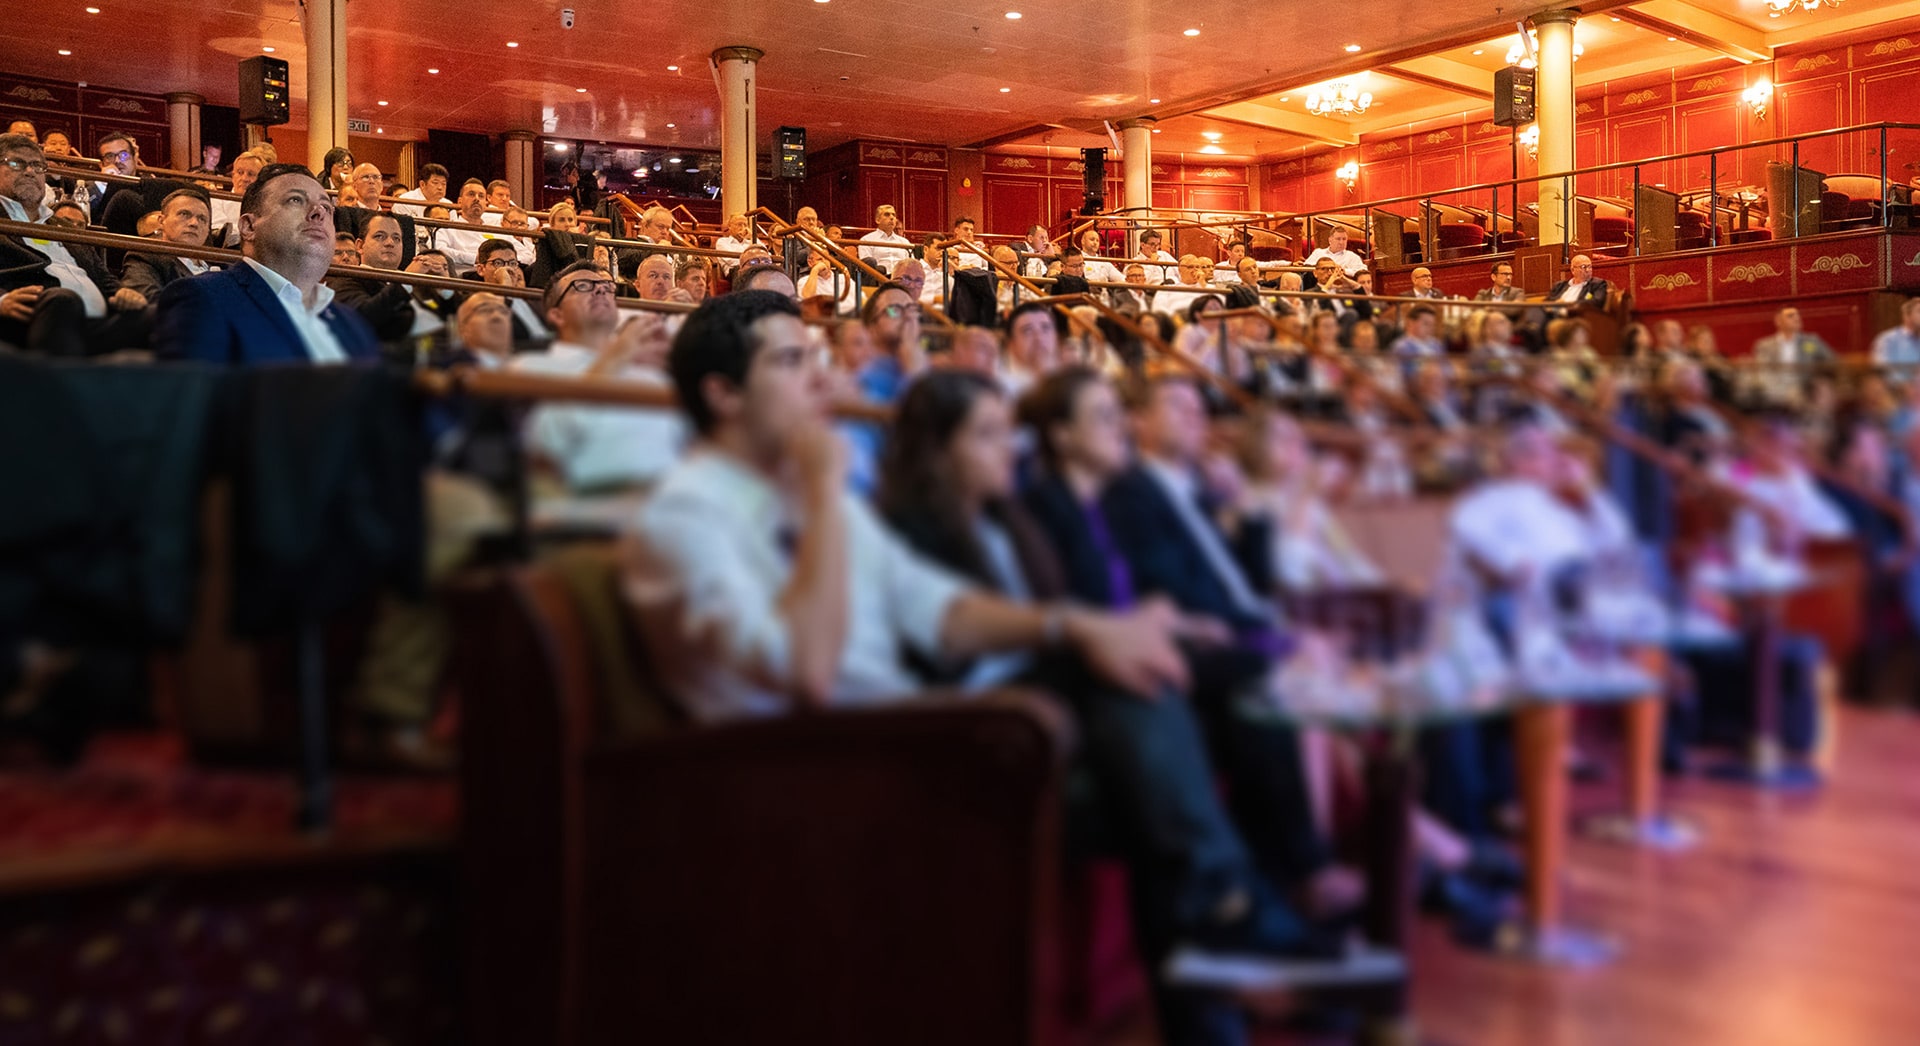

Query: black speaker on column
237;56;291;126
1081;147;1106;214
1493;66;1536;127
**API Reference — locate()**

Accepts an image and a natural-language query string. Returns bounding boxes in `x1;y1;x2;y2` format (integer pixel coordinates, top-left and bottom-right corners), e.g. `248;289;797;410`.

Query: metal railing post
1882;125;1892;230
1632;163;1642;257
1709;152;1720;247
1791;140;1802;237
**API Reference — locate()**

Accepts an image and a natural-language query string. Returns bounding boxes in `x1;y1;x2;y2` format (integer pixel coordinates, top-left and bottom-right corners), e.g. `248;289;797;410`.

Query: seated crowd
7;124;1920;1044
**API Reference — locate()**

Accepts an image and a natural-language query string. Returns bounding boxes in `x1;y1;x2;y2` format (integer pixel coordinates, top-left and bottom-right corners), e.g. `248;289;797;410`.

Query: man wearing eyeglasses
86;130;140;225
0;133;152;357
1475;261;1525;303
475;238;549;343
507;260;685;492
1547;254;1610;310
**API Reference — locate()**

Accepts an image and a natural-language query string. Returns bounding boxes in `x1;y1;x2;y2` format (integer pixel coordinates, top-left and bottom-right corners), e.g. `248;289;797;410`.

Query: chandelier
1506;30;1583;68
1305;82;1372;117
1766;0;1842;14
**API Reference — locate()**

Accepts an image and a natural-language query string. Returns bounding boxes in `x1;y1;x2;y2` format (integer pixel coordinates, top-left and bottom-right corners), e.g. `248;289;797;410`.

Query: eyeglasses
480;257;522;269
2;157;48;174
101;150;133;164
556;278;618;303
879;304;920;319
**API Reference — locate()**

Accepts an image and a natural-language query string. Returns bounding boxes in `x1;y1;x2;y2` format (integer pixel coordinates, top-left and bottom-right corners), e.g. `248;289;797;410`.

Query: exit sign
347;117;372;133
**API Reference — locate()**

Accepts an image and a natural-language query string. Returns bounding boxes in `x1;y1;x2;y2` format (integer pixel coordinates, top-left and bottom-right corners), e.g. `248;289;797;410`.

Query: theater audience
326;210;419;342
1002;299;1062;396
0;133;151;357
857;204;912;273
153;163;378;365
1547;254;1609;309
1871;298;1920;368
510;261;683;492
946;215;987;270
1078;228;1122;285
1151;256;1216;318
1748;307;1833;407
1391;305;1445;359
474;238;549;343
1303;227;1365;278
434;179;501;274
1135;228;1178;284
84;130;140;222
733;259;797;298
1407;267;1445;300
1475;261;1524;303
394;163;449;219
320;147;354;191
675;257;711;304
210;148;266;246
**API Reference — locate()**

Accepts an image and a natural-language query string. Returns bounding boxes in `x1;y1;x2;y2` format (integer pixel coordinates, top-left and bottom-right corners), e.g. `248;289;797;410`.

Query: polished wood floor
1116;703;1920;1046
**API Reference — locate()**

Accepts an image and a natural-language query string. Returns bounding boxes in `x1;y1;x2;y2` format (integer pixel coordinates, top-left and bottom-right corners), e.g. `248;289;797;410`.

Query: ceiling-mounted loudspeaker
237;56;291;126
775;126;807;180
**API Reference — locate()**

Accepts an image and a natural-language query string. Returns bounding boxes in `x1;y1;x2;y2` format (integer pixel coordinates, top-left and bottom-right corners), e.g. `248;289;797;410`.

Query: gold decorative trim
1196;167;1234;179
1371;141;1403;155
1904;251;1920;267
866;147;901;161
1642;272;1699;291
994;156;1037;170
4;85;58;103
1802;253;1870;274
1790;54;1839;74
1576;102;1598;116
1689;75;1729;93
1423;131;1456;145
1621;89;1661;107
1720;262;1785;284
1867;39;1917;58
906;149;945;165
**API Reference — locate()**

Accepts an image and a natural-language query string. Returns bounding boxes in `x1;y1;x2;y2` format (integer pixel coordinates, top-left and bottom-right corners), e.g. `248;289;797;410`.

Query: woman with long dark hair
320;146;354;190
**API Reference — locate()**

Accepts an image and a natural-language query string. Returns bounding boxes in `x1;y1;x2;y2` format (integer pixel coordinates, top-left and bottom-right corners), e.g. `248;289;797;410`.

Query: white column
166;92;204;171
1534;9;1578;251
503;131;536;208
711;46;764;218
1120;117;1156;250
303;0;348;175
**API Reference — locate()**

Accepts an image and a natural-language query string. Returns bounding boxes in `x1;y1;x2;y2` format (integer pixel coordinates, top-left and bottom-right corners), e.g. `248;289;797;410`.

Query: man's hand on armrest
940;594;1189;700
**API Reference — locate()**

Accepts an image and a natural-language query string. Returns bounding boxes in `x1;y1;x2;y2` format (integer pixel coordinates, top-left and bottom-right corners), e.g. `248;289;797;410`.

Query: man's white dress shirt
1714;462;1851;540
434;217;500;273
1871;326;1920;367
626;449;969;722
2;196;108;317
857;229;912;272
240;258;348;364
511;341;687;490
1304;247;1366;277
1449;478;1631;580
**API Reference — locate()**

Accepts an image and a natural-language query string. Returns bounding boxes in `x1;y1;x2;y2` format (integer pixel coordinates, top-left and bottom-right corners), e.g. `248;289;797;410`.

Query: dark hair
675;257;712;281
1005;299;1061;338
0;133;38;157
420;163;449;182
159;186;211;214
1019;365;1109;468
460;178;486;193
241;163;318;217
543;259;607;310
1407;304;1438;324
334;230;357;244
487;179;511;192
95;130;136;155
668;291;803;435
320;147;353;186
1061;245;1084;261
877;369;1007;582
415;248;448;261
363;210;403;236
475;238;517;265
1185;294;1224;323
1140;228;1163;244
952;216;975;229
860;281;914;324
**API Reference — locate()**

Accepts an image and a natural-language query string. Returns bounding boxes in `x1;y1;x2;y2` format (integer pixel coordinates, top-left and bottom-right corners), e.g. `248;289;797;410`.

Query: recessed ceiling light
1151;128;1161;133
666;122;676;128
1667;36;1677;41
667;65;679;72
1150;97;1162;104
506;40;518;48
552;143;568;152
999;86;1011;93
261;46;275;53
1279;96;1290;101
85;5;99;11
1005;10;1021;18
1344;44;1362;53
1183;28;1200;37
1199;144;1225;154
427;67;439;74
377;100;388;106
1471;49;1483;55
575;87;586;92
1202;131;1222;141
376;128;384;134
1611;15;1621;21
814;0;830;4
668;157;682;164
57;49;71;56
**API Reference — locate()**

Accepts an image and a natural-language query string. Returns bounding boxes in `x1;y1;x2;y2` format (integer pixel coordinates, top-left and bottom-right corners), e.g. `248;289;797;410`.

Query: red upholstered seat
1819;191;1853;232
1436;222;1490;259
1729;228;1773;244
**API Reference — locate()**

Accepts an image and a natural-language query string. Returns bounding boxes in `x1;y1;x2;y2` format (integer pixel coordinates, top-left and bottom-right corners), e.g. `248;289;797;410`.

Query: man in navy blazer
154;163;379;365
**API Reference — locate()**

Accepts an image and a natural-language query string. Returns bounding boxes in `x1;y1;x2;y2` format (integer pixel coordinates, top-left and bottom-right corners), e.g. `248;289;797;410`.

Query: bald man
1408;266;1446;299
1547;254;1610;310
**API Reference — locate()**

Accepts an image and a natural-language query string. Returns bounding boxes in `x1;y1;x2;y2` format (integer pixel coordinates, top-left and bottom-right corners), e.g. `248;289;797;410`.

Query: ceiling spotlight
85;5;99;11
1152;128;1161;133
999;86;1011;93
575;87;586;92
506;40;519;48
1201;131;1222;141
552;143;569;152
57;49;71;56
377;100;389;106
1199;144;1225;154
1471;49;1483;56
668;157;682;164
376;128;384;134
1344;44;1362;53
428;67;440;74
666;122;676;128
667;65;679;71
1005;10;1022;18
1183;28;1200;37
262;46;276;53
1150;97;1161;104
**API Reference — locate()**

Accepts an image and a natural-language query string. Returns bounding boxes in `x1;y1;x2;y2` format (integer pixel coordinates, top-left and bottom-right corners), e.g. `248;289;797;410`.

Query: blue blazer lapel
228;262;308;360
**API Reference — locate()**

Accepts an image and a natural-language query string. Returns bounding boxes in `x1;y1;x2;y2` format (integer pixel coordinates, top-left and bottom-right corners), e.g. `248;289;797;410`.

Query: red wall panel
1607;111;1675;198
905;171;947;233
859;168;902;225
1778;75;1850;175
982;176;1044;237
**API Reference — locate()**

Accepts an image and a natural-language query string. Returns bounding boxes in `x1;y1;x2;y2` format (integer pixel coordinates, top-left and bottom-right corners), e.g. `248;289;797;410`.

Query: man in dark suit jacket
119;186;220;301
154;164;378;365
1546;253;1610;310
0;132;151;356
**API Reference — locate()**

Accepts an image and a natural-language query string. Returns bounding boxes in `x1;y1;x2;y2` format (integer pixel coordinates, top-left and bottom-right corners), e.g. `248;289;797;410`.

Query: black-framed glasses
101;150;133;164
2;157;48;174
556;278;617;303
480;257;522;269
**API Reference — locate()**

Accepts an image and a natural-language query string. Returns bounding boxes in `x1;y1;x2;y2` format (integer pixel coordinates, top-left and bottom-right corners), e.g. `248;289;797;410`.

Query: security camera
561;8;575;29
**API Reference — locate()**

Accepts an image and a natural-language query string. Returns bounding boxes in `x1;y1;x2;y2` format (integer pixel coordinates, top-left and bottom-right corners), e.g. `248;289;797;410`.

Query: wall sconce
1336;161;1359;192
1743;78;1773;119
1518;123;1539;161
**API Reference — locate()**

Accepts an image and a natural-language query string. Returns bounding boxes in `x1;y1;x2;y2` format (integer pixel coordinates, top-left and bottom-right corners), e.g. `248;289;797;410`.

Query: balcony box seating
1590;215;1635;255
1435;223;1490;259
450;547;1149;1046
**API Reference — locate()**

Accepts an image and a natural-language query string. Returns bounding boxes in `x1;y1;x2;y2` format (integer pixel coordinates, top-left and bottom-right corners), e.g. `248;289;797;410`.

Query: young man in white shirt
1078;228;1122;286
1871;297;1920;369
392;163;448;220
1134;228;1179;284
627;293;1382;1038
434;179;501;274
856;203;912;274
